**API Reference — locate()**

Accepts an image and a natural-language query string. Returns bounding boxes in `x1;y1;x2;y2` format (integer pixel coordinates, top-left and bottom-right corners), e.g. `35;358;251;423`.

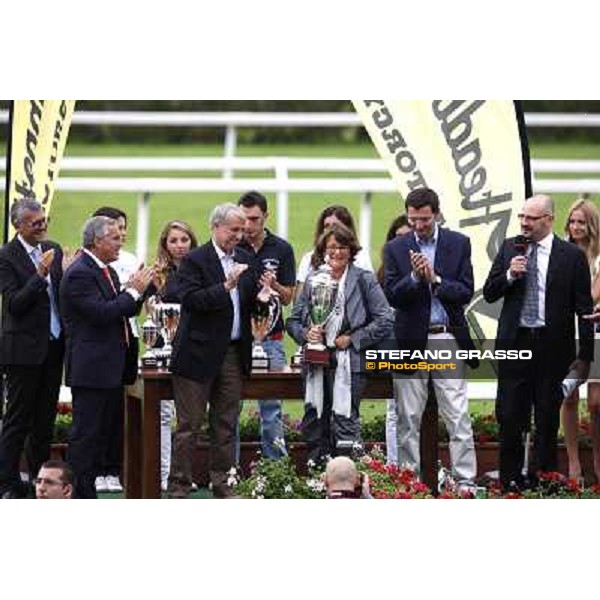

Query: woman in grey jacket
286;223;393;463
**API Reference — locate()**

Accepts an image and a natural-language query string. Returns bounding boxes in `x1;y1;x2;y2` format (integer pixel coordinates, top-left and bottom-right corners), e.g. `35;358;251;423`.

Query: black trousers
68;386;124;499
302;370;364;464
0;339;64;494
496;329;564;489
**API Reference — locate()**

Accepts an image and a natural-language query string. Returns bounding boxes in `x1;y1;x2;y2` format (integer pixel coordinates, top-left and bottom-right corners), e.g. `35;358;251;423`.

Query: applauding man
168;204;257;498
60;216;154;498
0;199;65;499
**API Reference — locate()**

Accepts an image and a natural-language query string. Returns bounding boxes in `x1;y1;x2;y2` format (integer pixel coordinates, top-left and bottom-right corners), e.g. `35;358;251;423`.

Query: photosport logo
362;348;532;372
358;339;535;379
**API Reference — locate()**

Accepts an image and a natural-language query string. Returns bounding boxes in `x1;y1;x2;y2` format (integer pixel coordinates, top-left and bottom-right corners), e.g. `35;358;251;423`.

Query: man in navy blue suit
0;198;65;499
60;216;154;498
384;188;477;492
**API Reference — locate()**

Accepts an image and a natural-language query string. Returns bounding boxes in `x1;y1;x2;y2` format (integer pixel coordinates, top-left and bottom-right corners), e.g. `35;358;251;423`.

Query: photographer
325;456;371;499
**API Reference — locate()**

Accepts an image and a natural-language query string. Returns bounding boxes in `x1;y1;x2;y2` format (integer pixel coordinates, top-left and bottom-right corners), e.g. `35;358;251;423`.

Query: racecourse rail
1;155;600;263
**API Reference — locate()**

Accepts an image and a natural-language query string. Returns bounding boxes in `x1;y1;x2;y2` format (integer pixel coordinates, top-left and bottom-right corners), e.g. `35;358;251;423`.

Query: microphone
513;235;531;256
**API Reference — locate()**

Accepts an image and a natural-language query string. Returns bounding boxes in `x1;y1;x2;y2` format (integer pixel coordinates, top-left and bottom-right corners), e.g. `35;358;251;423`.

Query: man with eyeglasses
0;198;65;499
484;194;593;491
35;460;73;499
383;187;478;494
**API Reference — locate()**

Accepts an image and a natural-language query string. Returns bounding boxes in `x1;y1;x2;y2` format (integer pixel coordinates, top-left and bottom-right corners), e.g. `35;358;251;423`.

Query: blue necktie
31;247;62;340
520;243;539;326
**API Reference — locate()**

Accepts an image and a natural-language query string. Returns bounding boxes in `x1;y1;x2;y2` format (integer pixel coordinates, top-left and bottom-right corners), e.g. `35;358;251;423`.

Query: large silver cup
304;265;338;364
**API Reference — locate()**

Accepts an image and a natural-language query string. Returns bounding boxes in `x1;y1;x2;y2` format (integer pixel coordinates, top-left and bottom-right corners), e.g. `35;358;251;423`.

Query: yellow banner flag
353;100;532;341
4;100;76;240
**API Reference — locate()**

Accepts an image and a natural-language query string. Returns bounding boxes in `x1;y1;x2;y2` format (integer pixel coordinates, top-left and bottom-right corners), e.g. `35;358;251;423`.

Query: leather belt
517;326;546;339
428;325;453;334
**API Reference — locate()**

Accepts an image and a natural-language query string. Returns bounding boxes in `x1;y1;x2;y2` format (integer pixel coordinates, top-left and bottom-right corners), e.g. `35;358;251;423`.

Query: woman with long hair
562;198;600;483
296;205;373;292
149;220;198;491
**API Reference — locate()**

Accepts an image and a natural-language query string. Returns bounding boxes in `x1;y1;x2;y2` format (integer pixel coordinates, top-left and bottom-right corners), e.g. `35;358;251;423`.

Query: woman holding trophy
144;220;198;491
287;223;393;463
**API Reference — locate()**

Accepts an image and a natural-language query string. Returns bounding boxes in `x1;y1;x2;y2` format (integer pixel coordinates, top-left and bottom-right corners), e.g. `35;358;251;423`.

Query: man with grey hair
0;198;65;499
60;216;154;498
484;194;594;491
169;203;257;498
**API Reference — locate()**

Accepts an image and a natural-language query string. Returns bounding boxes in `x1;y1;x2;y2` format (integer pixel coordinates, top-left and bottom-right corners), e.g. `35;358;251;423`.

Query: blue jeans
236;338;287;461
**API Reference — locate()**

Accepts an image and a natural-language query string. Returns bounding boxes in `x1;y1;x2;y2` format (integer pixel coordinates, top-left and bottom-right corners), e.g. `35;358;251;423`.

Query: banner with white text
353;100;532;341
3;100;76;242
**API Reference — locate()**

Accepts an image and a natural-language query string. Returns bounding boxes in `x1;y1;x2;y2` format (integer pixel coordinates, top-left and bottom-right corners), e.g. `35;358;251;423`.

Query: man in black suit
0;198;65;499
169;203;256;498
60;216;153;498
484;194;594;490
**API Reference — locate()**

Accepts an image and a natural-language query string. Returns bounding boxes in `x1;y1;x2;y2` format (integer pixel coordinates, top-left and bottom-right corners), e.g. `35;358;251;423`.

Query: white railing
2;156;600;262
2;108;600;177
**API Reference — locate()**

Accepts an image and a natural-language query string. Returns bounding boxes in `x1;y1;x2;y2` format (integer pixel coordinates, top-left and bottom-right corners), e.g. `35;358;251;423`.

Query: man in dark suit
0;198;65;499
484;194;593;490
169;203;257;498
384;188;478;492
60;216;153;499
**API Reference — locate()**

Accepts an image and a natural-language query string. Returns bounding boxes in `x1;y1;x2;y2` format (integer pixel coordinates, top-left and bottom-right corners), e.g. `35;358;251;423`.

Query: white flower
307;459;316;469
284;484;293;495
274;437;287;452
307;478;325;492
228;466;238;476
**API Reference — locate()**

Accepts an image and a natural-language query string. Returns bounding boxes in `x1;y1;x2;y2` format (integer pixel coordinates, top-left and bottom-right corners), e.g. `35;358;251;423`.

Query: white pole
136;192;151;265
275;161;289;240
359;191;372;258
223;125;237;178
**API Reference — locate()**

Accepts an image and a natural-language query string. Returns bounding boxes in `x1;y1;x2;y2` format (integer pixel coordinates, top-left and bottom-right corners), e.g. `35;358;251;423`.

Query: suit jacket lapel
345;263;359;302
81;252;115;299
545;235;561;307
433;228;446;275
206;242;227;283
10;237;37;275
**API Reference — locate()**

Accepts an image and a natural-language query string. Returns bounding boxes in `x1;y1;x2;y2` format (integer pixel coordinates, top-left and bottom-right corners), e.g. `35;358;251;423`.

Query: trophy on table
302;264;339;365
251;271;281;371
155;302;181;367
141;315;160;368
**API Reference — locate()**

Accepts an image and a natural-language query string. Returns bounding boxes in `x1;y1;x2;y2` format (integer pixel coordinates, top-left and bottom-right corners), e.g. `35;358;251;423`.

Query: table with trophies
124;269;440;498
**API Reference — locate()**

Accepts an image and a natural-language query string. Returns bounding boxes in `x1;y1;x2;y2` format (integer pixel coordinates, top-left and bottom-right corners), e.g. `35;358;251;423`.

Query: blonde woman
562;198;600;482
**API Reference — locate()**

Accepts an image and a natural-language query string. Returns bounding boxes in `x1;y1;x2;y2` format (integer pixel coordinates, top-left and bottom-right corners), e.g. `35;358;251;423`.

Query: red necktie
102;267;130;346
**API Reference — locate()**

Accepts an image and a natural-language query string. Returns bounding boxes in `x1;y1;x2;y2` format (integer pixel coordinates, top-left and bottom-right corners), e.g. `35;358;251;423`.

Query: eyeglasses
326;245;350;254
25;217;49;229
517;213;550;222
407;216;434;225
34;477;65;487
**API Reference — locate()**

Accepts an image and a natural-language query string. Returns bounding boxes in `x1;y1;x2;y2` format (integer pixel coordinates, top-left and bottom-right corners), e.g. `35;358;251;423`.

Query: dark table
124;367;438;498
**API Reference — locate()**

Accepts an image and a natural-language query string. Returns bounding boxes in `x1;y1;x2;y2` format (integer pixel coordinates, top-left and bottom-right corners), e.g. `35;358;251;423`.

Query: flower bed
233;447;600;500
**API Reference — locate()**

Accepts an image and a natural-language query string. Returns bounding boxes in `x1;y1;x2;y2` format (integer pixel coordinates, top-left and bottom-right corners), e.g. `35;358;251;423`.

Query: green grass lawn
2;139;597;369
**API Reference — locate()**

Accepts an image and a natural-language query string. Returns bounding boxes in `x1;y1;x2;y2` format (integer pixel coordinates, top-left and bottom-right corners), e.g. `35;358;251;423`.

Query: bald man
325;456;370;499
484;194;594;491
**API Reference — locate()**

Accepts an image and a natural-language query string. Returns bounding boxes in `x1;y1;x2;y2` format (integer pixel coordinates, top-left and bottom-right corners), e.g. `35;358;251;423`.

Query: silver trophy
303;264;339;365
155;302;181;367
251;279;281;371
141;316;160;368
